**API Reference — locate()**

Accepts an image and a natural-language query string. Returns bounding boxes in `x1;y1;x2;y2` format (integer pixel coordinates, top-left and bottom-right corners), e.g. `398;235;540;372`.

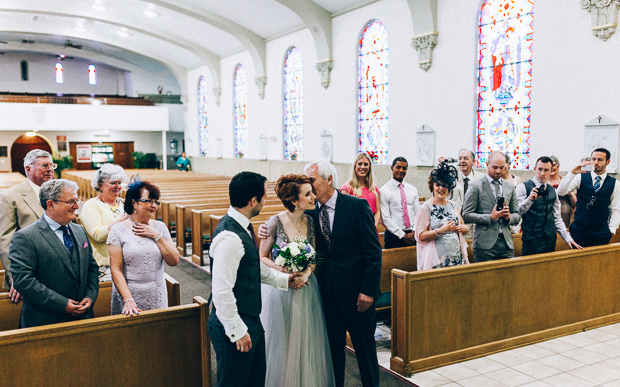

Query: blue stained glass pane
359;21;389;165
477;0;533;170
283;47;303;161
197;76;208;156
234;64;248;158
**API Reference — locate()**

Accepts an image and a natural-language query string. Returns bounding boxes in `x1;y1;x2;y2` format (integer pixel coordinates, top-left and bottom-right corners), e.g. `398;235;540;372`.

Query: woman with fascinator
107;177;179;316
415;162;470;270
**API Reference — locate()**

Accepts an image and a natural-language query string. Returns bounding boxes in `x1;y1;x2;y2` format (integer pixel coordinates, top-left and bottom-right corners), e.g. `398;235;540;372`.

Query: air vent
31;15;40;22
22;39;35;44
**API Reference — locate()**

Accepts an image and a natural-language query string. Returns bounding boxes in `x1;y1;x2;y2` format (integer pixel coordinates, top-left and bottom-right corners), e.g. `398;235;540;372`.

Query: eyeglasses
54;199;79;206
33;163;58;170
137;199;160;205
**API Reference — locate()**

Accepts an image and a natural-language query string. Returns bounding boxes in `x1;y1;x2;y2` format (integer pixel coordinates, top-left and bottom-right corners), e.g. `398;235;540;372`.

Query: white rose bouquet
271;235;316;272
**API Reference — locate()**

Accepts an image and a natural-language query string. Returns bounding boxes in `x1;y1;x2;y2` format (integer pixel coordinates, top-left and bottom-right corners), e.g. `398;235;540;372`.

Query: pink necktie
399;183;411;229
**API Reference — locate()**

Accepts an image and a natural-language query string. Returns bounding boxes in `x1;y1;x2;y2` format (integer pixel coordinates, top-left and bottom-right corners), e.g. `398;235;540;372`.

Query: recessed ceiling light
91;4;106;12
142;9;158;18
117;30;130;38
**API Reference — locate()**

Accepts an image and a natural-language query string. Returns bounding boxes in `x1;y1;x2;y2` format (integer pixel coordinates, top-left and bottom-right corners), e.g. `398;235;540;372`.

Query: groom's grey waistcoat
212;215;261;318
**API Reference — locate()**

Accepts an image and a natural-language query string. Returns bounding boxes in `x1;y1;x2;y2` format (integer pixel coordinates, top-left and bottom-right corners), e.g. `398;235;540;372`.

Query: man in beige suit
0;149;55;302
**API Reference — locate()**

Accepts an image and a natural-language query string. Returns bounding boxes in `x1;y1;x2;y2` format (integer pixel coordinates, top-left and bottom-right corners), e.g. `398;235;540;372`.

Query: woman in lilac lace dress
108;179;179;316
259;174;335;387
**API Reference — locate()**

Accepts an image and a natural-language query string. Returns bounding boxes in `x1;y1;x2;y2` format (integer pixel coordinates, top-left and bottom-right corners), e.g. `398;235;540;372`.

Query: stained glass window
358;20;389;165
477;0;533;169
88;64;96;85
283;47;303;161
197;76;208;156
233;64;247;158
55;63;64;84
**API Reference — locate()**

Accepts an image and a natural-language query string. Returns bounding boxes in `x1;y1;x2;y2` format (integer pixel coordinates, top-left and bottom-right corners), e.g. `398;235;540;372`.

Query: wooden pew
0;297;211;387
390;243;620;376
376;246;417;313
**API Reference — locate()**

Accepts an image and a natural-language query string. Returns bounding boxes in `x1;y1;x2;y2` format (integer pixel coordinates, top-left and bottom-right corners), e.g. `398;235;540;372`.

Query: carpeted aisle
165;258;413;386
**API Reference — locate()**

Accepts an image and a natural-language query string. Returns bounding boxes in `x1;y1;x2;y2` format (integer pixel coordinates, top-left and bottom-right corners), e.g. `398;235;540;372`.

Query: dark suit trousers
473;235;513;262
521;235;557;256
384;230;415;249
570;228;612;248
208;312;266;387
322;287;379;387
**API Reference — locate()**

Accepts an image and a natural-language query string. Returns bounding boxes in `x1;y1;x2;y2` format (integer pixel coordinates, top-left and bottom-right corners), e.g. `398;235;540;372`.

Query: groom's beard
250;205;261;218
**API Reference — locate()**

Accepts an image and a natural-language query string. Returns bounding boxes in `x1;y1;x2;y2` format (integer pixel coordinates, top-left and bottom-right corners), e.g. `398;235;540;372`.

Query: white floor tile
456;374;507;387
484;367;535;387
567;365;619;385
460;357;506;374
512;360;563;379
541;372;596;387
487;350;531;367
518;381;554;387
581;329;619;342
557;333;600;348
511;345;555;360
582;341;619;358
600;380;620;387
408;370;452;387
538;354;586;372
432;363;479;381
535;338;579;353
437;383;461;387
592;358;620;377
377;350;391;364
606;338;620;348
561;347;610;364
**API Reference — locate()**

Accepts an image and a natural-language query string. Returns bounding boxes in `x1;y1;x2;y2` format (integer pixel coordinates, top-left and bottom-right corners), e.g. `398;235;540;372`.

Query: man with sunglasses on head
0;149;56;303
557;148;620;247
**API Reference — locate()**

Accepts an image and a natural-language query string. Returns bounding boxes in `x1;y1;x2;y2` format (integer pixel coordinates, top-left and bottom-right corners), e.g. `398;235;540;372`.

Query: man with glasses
9;179;99;328
557;148;620;247
0;149;56;302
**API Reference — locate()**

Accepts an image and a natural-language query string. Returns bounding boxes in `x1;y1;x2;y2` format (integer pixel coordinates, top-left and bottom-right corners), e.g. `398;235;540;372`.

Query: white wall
185;0;620;171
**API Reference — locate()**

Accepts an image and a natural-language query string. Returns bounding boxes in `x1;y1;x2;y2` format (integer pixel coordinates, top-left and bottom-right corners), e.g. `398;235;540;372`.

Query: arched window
55;63;64;84
477;0;533;169
197;76;208;156
233;64;248;158
358;20;389;165
88;64;97;85
283;47;303;161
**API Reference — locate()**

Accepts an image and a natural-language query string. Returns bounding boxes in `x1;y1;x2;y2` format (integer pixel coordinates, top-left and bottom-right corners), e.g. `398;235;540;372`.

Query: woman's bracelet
124;298;135;304
434;229;440;237
153;234;162;242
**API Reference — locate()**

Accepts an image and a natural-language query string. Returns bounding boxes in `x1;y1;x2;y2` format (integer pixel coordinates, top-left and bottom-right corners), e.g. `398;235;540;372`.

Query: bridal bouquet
272;235;316;272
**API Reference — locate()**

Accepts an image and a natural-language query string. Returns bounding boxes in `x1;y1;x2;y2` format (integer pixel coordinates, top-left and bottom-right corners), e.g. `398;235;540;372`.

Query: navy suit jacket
308;191;382;310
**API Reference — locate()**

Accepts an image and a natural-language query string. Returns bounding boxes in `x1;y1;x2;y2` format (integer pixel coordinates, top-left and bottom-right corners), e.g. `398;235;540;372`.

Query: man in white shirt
516;156;582;255
379;157;419;249
207;171;300;387
0;149;55;302
557;148;620;247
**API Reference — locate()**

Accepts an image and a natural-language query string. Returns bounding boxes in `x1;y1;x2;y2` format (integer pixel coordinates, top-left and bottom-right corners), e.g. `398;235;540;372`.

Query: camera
496;196;505;209
537;184;547;197
444;157;458;163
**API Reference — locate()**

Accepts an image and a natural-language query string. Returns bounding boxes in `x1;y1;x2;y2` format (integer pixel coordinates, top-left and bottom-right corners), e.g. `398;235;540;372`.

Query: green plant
132;151;159;169
53;154;74;178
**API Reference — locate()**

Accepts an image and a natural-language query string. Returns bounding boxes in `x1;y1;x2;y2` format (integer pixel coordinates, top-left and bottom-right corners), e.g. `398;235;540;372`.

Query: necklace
100;196;122;216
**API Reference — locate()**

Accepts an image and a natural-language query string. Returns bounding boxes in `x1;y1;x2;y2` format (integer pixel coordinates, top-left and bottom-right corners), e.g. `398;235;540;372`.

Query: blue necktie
594;176;602;193
60;225;74;254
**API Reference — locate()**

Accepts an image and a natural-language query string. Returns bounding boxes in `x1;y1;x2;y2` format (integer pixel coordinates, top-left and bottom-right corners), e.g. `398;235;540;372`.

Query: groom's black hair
229;171;267;208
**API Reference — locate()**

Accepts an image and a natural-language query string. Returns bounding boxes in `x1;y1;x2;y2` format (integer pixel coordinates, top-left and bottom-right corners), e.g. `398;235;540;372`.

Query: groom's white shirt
210;206;289;342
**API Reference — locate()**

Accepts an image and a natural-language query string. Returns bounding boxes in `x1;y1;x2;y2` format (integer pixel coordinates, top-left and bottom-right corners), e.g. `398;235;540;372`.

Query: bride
259;174;335;387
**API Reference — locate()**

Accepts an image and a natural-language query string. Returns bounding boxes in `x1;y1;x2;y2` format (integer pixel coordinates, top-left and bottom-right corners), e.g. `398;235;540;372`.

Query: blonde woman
340;152;381;228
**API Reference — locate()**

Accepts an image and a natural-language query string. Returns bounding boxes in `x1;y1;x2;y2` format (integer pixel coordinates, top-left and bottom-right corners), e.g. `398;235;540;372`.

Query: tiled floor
375;321;620;387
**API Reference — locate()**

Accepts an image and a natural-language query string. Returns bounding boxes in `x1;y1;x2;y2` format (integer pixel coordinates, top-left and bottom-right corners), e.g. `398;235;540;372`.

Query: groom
208;171;300;387
303;161;382;386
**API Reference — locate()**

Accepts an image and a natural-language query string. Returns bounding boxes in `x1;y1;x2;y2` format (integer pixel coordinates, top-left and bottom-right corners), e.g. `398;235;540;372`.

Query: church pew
177;204;286;257
390;243;620;376
0;274;181;331
0;297;211;387
376;246;417;313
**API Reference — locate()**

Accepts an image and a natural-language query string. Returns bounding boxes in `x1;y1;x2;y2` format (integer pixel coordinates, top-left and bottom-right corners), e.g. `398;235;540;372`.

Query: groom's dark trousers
309;192;382;387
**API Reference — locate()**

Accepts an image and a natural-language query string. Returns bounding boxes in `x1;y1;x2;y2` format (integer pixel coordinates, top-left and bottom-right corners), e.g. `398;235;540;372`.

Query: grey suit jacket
9;217;99;328
462;177;521;250
0;179;44;289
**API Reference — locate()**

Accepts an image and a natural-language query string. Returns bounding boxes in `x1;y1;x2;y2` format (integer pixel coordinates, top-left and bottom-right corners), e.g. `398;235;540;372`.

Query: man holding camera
516;156;583;255
462;151;521;262
557;148;620;247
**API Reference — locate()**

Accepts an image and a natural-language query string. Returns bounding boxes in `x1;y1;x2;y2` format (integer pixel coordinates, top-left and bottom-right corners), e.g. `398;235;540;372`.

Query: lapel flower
83;241;89;248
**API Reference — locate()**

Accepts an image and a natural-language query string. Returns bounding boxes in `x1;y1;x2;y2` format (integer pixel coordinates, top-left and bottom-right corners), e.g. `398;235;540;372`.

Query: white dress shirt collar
323;189;338;209
462;170;475;180
227;206;251;234
531;177;544;187
28;178;41;195
592;171;608;183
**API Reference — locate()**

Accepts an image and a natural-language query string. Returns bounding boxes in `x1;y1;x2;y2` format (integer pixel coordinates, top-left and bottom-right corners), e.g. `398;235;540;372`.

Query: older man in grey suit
0;149;55;302
9;179;99;328
462;151;521;262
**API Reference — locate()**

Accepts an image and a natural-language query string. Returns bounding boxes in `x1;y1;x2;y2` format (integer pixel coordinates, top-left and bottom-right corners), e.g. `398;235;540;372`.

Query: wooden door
11;135;53;176
114;142;134;169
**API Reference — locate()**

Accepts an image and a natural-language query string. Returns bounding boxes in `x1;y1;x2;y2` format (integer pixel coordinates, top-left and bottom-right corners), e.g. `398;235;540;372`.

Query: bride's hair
275;174;315;212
